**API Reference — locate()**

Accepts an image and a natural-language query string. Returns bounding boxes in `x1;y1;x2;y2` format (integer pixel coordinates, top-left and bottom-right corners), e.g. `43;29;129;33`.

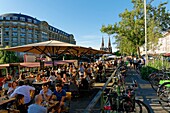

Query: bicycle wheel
157;82;170;102
149;73;164;91
134;100;151;113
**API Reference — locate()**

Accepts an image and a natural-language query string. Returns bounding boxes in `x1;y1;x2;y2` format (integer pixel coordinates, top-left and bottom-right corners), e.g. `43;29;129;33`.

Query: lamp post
144;0;148;66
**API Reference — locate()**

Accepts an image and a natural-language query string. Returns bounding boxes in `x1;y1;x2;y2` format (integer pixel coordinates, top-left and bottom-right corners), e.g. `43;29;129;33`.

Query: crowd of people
0;61;115;113
0;56;144;113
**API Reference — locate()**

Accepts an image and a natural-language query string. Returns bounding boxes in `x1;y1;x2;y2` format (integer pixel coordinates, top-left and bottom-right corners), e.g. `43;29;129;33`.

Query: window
6;17;10;20
13;16;18;20
5;22;10;26
20;38;25;42
12;42;18;46
12;32;18;37
0;16;3;20
27;18;32;23
34;34;38;38
34;40;38;43
21;43;25;45
35;30;38;34
33;20;37;24
0;28;1;33
4;28;9;31
20;28;25;32
12;28;17;31
12;38;18;42
20;33;26;37
20;23;26;26
12;22;18;26
28;29;32;33
28;39;32;43
20;17;25;21
4;38;9;41
42;32;48;41
4;32;9;36
28;34;33;38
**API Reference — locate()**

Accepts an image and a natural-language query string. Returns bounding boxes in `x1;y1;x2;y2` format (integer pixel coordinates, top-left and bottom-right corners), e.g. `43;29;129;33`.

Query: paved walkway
125;68;168;113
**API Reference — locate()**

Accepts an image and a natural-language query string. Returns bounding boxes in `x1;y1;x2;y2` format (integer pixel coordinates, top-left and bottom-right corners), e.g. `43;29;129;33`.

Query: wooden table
32;81;51;85
0;96;15;106
42;100;59;111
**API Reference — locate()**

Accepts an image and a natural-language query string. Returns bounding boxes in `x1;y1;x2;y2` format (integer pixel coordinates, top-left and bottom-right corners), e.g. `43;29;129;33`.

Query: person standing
10;81;35;105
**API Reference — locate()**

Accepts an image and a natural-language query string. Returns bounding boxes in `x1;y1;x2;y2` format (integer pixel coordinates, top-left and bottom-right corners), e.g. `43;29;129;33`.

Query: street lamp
144;0;148;66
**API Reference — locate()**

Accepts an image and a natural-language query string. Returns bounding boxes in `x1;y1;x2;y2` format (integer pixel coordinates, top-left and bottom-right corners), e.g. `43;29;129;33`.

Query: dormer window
0;16;3;20
28;18;32;23
13;16;18;20
33;20;37;24
6;17;10;20
20;17;25;21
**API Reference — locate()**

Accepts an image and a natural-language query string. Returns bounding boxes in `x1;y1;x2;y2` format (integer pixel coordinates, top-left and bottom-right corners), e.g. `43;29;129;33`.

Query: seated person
34;74;42;82
16;94;28;113
7;81;18;96
17;73;26;82
10;81;35;105
53;83;66;113
62;73;68;83
56;73;62;84
69;77;79;97
28;94;47;113
2;73;13;91
29;72;34;77
39;84;52;101
79;75;89;90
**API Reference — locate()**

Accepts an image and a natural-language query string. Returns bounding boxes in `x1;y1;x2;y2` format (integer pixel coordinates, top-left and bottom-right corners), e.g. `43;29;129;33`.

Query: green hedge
140;60;170;80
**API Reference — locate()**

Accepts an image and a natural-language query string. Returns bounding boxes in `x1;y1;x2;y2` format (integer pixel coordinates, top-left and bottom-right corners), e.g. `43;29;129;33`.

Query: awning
0;64;10;69
163;53;170;57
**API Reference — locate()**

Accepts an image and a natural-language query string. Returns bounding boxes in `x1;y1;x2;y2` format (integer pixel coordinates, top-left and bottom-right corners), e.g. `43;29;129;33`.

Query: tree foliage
0;46;19;64
101;0;170;56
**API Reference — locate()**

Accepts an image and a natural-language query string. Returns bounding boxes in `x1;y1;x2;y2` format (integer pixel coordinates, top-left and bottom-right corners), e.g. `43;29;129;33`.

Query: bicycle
157;81;170;112
103;80;150;113
148;68;170;91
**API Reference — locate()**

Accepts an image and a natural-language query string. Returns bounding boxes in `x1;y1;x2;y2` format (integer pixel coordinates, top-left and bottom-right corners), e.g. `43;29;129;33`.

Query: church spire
108;36;112;53
100;36;105;51
101;36;104;47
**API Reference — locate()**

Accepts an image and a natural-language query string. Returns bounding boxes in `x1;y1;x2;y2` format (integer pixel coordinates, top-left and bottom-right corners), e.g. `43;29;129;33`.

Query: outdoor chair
61;92;72;113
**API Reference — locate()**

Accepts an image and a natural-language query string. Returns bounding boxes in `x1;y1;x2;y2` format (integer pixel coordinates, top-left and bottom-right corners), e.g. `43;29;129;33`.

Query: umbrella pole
52;58;55;68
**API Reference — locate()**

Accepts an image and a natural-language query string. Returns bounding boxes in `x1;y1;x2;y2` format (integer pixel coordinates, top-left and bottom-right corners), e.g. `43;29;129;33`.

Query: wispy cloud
77;40;100;49
81;35;100;39
76;35;101;49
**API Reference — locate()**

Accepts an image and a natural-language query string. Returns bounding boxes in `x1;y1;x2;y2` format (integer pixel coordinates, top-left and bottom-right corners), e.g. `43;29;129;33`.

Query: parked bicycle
148;68;170;91
157;81;170;112
103;78;150;113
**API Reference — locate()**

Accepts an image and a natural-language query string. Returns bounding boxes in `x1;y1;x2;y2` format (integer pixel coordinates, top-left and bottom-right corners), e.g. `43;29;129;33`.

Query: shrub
140;60;170;80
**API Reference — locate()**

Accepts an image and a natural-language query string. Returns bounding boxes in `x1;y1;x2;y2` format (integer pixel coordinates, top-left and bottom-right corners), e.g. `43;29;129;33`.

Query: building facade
0;13;76;47
140;31;170;55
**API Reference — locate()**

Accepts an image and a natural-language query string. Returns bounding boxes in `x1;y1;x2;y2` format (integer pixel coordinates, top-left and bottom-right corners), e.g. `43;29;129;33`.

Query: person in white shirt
10;81;35;104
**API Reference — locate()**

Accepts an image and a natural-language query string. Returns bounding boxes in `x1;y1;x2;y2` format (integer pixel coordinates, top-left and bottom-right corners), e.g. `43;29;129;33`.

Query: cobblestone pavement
125;68;168;113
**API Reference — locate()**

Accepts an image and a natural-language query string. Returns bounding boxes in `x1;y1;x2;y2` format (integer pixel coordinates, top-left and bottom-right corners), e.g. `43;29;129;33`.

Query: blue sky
0;0;169;52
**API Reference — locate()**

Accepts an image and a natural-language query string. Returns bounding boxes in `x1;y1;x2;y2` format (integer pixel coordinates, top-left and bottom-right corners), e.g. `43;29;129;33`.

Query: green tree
0;46;19;64
101;0;170;56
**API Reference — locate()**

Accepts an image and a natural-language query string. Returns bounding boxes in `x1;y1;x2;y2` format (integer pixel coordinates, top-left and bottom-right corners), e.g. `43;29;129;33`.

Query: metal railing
83;67;119;113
